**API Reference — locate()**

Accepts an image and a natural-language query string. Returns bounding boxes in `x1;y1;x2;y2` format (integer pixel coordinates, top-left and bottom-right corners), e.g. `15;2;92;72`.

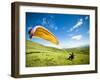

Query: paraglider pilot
67;52;74;61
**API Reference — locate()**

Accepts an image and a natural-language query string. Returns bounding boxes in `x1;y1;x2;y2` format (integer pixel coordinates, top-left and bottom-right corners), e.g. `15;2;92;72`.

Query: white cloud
85;16;88;20
42;18;47;25
68;34;74;37
50;24;54;28
72;35;82;40
68;18;83;32
75;29;79;32
28;27;32;30
42;17;58;31
55;27;58;30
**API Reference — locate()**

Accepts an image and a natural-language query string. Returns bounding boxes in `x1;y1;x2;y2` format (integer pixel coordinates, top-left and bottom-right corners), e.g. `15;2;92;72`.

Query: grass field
26;40;89;67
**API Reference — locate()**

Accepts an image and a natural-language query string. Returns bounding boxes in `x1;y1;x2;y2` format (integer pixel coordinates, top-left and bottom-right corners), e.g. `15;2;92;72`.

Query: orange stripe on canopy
29;25;59;45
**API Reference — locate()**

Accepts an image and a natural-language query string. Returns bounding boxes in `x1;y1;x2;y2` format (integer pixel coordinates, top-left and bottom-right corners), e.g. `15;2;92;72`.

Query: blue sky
26;12;90;48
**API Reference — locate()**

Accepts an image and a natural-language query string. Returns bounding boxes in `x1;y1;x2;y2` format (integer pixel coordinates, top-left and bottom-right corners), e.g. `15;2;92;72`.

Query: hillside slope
26;40;89;67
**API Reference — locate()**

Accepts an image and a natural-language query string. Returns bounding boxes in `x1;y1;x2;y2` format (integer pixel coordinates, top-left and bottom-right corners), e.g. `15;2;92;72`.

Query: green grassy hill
66;46;89;55
26;40;89;67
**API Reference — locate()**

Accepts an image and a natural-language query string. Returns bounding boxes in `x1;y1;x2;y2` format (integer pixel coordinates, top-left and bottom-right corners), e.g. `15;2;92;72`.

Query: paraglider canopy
28;25;59;45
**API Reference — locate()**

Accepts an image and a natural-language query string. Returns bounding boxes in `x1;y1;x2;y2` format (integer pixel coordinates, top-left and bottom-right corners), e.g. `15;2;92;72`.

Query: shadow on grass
26;51;41;54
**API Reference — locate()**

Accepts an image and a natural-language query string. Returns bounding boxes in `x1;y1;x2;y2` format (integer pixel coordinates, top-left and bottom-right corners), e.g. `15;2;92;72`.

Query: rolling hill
26;40;89;67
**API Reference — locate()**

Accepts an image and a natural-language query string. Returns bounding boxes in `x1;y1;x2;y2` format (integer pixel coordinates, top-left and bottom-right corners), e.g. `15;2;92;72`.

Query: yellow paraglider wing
33;26;59;45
